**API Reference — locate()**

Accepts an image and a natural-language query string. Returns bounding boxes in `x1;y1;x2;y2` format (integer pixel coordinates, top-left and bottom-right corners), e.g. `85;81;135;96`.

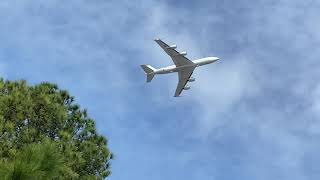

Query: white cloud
192;57;260;137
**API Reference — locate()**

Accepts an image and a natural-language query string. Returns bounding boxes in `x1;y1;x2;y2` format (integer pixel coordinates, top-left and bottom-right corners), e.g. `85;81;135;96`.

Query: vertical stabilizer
140;65;156;82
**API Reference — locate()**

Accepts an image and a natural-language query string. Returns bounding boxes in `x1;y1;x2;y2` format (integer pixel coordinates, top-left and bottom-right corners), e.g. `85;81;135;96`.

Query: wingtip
154;37;160;41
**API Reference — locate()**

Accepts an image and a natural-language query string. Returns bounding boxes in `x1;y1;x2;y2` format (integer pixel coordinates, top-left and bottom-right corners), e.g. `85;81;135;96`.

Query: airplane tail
140;65;156;82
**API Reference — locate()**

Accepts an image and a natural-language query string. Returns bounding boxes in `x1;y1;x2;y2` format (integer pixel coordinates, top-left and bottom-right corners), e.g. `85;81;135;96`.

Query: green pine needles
0;79;112;179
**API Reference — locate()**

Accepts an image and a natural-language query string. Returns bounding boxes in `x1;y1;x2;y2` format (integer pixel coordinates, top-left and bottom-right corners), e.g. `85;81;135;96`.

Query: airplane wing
174;67;195;97
154;38;194;67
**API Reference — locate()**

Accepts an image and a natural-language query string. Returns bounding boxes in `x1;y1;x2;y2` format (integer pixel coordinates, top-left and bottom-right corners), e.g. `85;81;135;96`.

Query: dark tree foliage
0;140;67;180
0;79;112;179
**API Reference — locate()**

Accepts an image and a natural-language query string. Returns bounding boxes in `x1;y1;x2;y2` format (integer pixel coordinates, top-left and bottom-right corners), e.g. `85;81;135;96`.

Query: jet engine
179;51;187;56
188;77;195;82
183;86;191;90
167;45;177;49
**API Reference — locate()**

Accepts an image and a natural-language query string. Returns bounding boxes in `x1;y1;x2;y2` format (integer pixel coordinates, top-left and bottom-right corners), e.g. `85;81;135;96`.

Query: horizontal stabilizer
146;74;155;82
140;65;155;74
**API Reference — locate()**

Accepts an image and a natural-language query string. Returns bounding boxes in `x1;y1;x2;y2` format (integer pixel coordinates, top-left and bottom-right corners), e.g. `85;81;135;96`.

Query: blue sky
1;0;320;179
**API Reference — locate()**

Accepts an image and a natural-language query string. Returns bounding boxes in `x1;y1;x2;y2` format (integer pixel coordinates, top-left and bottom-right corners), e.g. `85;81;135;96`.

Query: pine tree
0;79;112;179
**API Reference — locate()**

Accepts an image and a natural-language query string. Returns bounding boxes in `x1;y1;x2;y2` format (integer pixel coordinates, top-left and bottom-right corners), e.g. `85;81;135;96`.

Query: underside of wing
174;67;195;97
154;38;194;67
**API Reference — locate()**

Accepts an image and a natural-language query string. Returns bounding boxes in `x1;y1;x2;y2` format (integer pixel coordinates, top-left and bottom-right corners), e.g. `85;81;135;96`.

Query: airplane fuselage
154;56;219;74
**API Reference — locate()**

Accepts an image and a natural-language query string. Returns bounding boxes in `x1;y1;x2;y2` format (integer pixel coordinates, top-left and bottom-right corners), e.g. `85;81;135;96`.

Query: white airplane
141;38;220;97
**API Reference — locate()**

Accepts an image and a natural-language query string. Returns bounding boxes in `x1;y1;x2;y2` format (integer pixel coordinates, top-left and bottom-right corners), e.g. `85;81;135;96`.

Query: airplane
141;38;220;97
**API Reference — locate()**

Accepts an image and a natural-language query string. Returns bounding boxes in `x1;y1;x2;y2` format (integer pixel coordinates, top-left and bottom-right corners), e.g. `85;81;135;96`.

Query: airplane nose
210;57;219;63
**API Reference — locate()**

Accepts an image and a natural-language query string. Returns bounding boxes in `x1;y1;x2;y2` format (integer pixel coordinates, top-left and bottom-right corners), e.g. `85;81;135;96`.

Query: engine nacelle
167;44;177;49
183;86;191;90
179;51;187;56
188;77;195;82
